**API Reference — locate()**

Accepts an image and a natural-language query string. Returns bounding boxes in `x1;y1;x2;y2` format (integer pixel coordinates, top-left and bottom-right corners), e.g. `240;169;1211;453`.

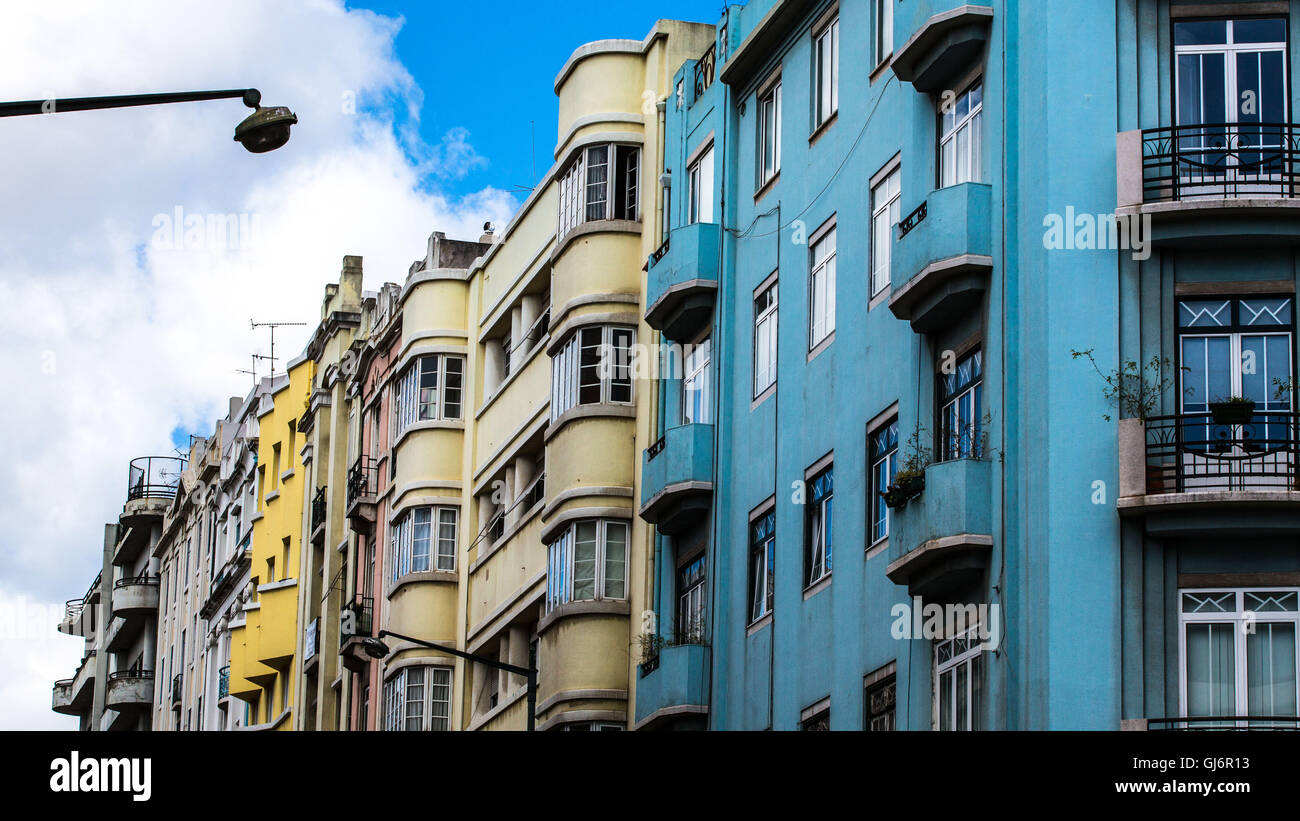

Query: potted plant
1208;396;1256;425
881;426;931;509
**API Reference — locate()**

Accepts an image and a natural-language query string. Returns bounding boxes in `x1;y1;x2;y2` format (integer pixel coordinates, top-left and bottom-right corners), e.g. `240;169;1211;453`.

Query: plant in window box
882;426;931;509
1208;395;1256;425
637;632;664;673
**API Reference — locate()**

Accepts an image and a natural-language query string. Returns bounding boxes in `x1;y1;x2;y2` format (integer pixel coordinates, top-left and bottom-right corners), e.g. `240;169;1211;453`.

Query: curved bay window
545;519;628;611
393;354;464;436
558;143;641;236
383;666;452;731
551;325;635;422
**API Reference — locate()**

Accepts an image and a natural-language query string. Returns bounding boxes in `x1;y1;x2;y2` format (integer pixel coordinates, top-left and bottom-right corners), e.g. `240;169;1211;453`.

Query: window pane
573;522;598;600
1247;622;1297;719
603;522;627;599
1186;622;1237;717
585;146;609;221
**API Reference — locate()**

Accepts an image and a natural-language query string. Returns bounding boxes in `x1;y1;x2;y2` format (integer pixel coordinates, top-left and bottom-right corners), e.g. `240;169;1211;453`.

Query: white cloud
0;0;516;728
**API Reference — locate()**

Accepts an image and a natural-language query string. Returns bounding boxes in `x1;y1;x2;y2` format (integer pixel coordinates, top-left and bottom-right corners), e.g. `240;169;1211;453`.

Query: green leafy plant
1071;348;1186;421
638;631;664;666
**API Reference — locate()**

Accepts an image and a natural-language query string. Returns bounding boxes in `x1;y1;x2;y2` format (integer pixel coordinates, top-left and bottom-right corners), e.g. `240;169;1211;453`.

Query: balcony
111;574;159;617
218;665;230;700
1117;123;1300;245
202;532;251;619
885;458;993;599
1117;413;1300;536
1140;716;1300;731
310;486;327;547
122;456;184;526
53;649;97;716
51;679;76;715
104;669;154;711
644;223;720;342
339;595;374;674
891;3;994;93
346;457;378;534
170;673;183;705
634;642;710;730
889;182;992;333
639;424;715;535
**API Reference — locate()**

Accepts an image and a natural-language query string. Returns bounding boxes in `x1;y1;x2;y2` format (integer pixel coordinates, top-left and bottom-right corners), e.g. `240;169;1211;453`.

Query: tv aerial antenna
249;319;307;379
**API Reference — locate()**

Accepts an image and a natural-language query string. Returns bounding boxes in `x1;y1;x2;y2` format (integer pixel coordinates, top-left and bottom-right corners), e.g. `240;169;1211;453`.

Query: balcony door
1174;17;1289;197
1178;297;1293;489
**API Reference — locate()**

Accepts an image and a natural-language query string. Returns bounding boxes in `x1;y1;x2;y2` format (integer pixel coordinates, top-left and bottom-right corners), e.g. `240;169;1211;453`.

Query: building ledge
891;5;994;93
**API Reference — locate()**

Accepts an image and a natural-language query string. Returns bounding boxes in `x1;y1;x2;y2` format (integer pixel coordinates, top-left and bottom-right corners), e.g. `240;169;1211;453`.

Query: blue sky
353;0;728;199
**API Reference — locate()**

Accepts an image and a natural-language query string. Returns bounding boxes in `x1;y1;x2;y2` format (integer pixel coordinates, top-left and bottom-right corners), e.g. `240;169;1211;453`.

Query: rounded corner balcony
885;457;993;599
111;574;160;617
105;669;154;711
1117;124;1300;245
51;679;77;715
888;182;993;333
890;3;994;94
634;640;710;730
639;423;715;535
1116;413;1300;536
644;223;720;342
121;455;185;523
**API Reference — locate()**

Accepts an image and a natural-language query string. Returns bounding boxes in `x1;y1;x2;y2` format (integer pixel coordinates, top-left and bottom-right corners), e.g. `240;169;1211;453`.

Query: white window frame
389;505;458;582
809;225;836;349
683;335;712;425
753;279;778;397
688;143;715;224
757;81;782;188
383;665;452;731
550;325;635;421
805;466;833;586
545;519;629;611
940;80;983;188
934;624;983;731
748;507;776;624
874;0;893;67
869;418;899;545
871;167;901;297
813;16;839;128
1178;587;1300;727
393;354;464;437
558;143;641;236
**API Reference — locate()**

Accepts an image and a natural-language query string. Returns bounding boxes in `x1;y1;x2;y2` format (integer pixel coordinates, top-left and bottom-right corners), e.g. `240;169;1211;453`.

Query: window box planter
882;471;926;509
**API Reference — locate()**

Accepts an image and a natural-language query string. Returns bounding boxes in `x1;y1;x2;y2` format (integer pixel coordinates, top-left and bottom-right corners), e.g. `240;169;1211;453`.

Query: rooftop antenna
511;119;537;194
236;353;277;386
249;319;307;379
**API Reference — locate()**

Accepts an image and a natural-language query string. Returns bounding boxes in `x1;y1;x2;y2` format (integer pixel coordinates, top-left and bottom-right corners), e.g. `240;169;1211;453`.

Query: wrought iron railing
63;599;84;622
218;665;229;699
114;574;159;589
311;486;327;532
898;200;927;240
347;457;377;505
1143;411;1300;493
127;456;186;501
1142;122;1300;202
650;237;671;267
340;595;373;648
107;669;153;682
693;43;716;99
1149;715;1300;731
646;436;667;460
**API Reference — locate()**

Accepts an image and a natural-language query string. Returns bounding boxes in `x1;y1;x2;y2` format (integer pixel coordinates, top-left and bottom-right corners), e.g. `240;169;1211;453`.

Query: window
757;81;782;188
865;673;897;731
940;81;983;187
558;143;641;235
874;0;893;66
804;467;833;586
390;506;457;582
676;553;706;643
753;280;778;397
550;326;634;421
939;348;983;461
382;666;452;731
1180;588;1298;727
870;167;901;297
809;226;836;348
545;520;628;611
813;16;839;128
934;625;983;731
394;354;464;436
688;144;715;224
683;336;712;425
800;703;830;731
869;419;899;544
748;509;775;623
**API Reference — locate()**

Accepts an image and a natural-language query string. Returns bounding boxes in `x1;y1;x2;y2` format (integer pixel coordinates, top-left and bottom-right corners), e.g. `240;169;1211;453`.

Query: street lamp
362;630;539;732
0;88;297;153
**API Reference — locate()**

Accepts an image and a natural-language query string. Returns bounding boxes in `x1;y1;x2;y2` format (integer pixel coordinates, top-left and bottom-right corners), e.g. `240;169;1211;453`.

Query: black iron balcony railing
311;485;327;532
1142;122;1300;203
693;42;716;99
218;665;229;699
347;457;378;505
1149;715;1300;731
1144;411;1300;493
108;669;153;682
114;574;159;589
340;595;373;648
127;456;186;501
170;674;182;703
63;599;84;622
650;237;671;267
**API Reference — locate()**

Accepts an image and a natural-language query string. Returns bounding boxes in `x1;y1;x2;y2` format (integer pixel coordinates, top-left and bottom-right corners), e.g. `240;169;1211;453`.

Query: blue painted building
636;0;1300;731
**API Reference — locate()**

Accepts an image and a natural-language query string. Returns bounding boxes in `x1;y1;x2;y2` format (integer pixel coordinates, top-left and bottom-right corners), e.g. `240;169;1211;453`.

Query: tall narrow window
814;16;839;128
940;81;983;187
676;553;706;643
585;145;609;222
870;419;899;544
875;0;893;66
758;81;782;188
688;144;715;224
871;166;901;297
804;467;833;586
809;226;836;348
865;673;897;731
683;336;712;425
749;509;775;623
939;348;983;461
753;280;778;397
935;626;983;731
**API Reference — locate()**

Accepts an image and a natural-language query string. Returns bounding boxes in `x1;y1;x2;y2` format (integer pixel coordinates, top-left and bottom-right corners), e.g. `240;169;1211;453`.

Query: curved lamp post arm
0;88;262;117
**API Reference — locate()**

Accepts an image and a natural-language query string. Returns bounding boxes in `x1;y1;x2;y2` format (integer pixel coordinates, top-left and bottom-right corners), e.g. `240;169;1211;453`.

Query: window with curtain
1181;588;1298;727
383;666;452;731
557;143;641;235
550;325;634;421
870;418;898;544
389;505;457;582
749;509;775;623
393;354;464;436
545;519;628;611
683;336;712;425
676;553;706;644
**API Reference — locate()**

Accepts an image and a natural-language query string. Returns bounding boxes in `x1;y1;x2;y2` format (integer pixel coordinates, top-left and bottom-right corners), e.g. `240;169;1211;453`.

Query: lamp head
234;96;297;153
361;637;390;660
